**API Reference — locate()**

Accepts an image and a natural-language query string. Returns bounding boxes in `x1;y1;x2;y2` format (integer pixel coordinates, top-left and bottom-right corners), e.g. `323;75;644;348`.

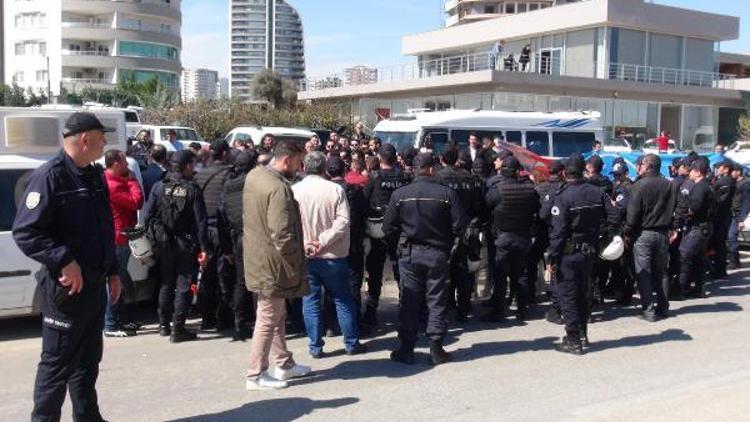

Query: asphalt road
1;258;749;422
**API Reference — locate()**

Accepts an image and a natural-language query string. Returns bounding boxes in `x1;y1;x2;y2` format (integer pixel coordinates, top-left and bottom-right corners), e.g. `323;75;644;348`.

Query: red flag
497;140;553;178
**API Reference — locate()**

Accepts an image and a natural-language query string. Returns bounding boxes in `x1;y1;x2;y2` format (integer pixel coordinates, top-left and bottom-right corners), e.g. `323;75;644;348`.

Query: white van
39;103;143;139
373;109;603;159
224;126;315;149
0;107;127;319
136;124;207;152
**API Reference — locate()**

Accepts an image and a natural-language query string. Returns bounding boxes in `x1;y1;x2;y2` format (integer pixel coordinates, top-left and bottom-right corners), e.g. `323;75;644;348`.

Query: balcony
300;52;737;93
62;21;112;29
61;50;111;57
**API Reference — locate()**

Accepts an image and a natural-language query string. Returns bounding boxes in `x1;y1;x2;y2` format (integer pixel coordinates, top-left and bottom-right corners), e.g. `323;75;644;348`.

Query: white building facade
229;0;305;102
181;68;218;102
300;0;748;151
3;0;182;96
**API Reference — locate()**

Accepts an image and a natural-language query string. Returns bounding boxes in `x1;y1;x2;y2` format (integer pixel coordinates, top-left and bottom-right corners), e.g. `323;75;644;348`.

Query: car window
525;131;550;156
160;128;200;141
506;131;522;146
0;170;33;232
552;132;595;157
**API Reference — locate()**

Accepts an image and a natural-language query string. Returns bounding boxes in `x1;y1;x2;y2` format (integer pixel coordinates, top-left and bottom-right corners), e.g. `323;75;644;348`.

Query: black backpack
149;180;193;244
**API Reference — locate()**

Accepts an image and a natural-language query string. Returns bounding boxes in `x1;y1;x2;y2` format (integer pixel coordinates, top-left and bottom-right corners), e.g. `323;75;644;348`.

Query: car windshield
607;138;629;148
374;131;416;152
161;128;201;141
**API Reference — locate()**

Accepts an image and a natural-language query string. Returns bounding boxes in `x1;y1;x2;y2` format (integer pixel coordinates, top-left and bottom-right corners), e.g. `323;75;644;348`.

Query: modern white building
2;0;182;97
300;0;749;151
181;68;218;102
345;66;378;86
229;0;306;102
217;77;229;98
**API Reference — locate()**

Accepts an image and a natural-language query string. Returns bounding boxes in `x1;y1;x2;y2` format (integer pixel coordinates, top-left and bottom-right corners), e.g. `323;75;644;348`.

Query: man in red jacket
104;149;144;337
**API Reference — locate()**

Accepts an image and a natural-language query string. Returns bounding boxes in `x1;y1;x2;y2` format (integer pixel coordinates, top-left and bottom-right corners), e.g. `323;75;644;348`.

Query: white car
725;141;750;166
602;138;633;153
136;125;207;152
643;138;678;154
224;126;315;149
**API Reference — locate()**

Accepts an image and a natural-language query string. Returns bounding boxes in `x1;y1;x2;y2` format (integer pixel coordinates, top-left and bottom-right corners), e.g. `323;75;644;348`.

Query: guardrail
300;51;736;92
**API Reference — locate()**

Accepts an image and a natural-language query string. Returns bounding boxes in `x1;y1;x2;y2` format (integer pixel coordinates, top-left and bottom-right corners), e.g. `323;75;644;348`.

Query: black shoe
159;325;171;337
545;307;563;325
390;348;416;365
309;350;325;359
200;319;217;331
555;336;584;355
429;340;452;365
170;328;198;343
656;309;670;320
455;313;469;324
346;343;368;356
638;312;658;323
515;308;526;322
232;329;252;342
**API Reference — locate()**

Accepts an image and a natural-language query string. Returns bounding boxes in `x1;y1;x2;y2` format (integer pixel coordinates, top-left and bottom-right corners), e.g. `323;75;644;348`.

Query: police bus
0;107;127;319
373;109;603;158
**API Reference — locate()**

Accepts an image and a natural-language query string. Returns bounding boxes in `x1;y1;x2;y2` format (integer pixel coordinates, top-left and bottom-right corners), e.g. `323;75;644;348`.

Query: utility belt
398;240;445;258
686;221;713;237
563;241;596;257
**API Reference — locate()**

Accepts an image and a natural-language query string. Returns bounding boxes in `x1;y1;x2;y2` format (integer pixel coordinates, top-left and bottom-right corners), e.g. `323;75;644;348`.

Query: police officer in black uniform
547;155;619;355
217;150;258;341
194;139;236;330
483;156;539;321
141;149;210;342
13;112;118;422
676;159;716;299
711;159;736;277
585;154;614;303
437;147;485;322
383;153;468;365
538;160;565;324
362;143;412;328
609;157;635;305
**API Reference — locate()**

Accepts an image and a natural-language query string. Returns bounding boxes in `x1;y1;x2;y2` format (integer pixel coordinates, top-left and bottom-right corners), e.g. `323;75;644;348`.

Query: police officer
538;160;565;324
13;112;119;421
547;155;619;355
218;150;258;341
711;159;736;277
383;153;468;365
437;147;485;322
141;149;210;342
729;163;749;269
676;159;716;299
624;154;678;322
362;143;411;329
483;156;540;322
585;154;614;303
609;157;635;305
194;139;236;330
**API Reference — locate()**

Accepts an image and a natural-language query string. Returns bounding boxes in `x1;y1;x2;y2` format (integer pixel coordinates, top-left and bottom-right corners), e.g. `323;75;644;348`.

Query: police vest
222;174;246;234
438;169;482;219
370;170;411;215
195;164;233;221
155;179;197;239
493;180;538;236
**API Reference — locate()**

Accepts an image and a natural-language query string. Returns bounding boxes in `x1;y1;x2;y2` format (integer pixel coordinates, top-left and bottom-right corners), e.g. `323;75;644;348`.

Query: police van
373;109;603;158
0;107;127;319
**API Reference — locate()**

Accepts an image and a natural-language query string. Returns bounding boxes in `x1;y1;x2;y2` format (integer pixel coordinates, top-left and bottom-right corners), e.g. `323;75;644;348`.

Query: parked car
725;140;750;166
224;126;316;149
136;125;207;152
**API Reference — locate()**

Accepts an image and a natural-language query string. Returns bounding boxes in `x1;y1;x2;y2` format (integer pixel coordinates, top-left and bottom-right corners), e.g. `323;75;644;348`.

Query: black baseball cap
716;159;734;169
414;152;435;169
63;112;115;137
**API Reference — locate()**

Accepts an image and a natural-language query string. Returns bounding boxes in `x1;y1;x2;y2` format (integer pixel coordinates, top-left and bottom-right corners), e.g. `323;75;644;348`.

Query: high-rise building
2;0;182;97
181;68;219;103
229;0;306;102
344;66;378;86
217;77;229;99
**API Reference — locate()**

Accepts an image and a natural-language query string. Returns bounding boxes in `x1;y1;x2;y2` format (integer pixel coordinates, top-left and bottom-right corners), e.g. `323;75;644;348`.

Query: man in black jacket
624;154;678;322
483;156;540;322
711;159;736;277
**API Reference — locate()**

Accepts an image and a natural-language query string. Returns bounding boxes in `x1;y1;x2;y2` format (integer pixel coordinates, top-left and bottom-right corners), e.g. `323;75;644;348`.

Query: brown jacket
243;166;308;298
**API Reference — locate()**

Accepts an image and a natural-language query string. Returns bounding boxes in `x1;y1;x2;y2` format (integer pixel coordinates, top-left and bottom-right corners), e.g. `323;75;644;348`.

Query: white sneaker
271;364;311;381
246;372;288;390
104;328;136;338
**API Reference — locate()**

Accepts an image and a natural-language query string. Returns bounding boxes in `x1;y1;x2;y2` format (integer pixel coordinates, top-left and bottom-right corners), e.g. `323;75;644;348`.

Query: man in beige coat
243;141;311;390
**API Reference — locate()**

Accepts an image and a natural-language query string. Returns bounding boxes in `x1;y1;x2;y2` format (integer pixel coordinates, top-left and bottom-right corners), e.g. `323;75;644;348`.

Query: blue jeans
728;219;739;260
303;258;359;354
105;245;137;330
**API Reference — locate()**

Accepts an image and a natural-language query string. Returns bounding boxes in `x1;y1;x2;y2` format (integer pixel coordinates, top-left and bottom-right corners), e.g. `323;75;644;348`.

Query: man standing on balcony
490;40;505;71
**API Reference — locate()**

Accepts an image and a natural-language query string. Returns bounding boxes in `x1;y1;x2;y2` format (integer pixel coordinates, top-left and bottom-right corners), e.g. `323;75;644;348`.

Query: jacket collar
59;149;94;177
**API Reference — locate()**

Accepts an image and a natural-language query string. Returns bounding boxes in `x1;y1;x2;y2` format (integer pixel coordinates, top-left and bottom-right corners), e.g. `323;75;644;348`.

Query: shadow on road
168;397;359;422
453;336;558;362
673;301;743;315
587;328;692;353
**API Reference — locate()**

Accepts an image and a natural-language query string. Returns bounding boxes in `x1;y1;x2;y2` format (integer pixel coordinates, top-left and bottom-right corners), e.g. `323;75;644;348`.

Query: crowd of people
12;112;750;418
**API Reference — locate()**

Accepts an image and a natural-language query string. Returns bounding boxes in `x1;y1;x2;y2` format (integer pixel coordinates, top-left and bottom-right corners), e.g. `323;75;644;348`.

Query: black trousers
679;226;710;294
348;244;366;321
158;241;198;327
33;267;106;422
526;235;548;302
397;247;449;348
557;252;593;340
363;237;398;322
490;232;532;313
609;248;636;302
231;236;254;331
447;243;474;316
200;225;234;325
712;217;731;275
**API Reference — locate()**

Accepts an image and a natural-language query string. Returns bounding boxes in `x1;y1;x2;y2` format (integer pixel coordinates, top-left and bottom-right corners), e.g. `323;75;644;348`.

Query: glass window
15;43;24;55
0;170;33;232
119;41;179;61
160;128;200;141
525;131;550;156
506;131;522;145
552;132;595;157
505;3;515;14
450;130;504;148
373;131;416;153
39;42;46;56
422;129;449;153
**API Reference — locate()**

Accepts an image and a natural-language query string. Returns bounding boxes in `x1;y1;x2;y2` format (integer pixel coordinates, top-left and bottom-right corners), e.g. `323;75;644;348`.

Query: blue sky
181;0;750;79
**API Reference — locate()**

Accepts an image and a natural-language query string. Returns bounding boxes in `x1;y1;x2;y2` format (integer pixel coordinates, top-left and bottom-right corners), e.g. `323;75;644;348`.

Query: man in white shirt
292;151;367;358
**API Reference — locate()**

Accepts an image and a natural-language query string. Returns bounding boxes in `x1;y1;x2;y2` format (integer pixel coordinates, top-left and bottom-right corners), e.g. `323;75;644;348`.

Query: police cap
63;112;116;137
610;157;628;175
414;152;435;169
564;154;585;176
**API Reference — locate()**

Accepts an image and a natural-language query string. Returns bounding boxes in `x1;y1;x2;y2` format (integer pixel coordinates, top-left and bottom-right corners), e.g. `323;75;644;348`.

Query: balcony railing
62;50;111;56
62;21;112;29
62;78;111;84
300;51;736;92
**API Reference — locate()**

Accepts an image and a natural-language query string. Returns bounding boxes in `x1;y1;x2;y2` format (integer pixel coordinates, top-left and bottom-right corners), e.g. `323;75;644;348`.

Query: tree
738;114;750;141
252;69;284;108
281;79;298;109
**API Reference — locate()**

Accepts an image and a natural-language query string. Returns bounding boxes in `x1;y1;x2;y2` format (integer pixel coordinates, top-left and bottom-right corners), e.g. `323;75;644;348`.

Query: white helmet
599;235;625;261
123;227;155;266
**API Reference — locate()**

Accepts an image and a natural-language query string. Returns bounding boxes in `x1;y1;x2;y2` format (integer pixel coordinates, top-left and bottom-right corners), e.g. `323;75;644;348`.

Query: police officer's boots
429;338;452;366
545;305;563;325
555;336;583;356
390;341;416;365
170;323;198;343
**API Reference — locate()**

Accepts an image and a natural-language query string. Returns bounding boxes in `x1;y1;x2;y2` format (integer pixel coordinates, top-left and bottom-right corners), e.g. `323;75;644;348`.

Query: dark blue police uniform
678;177;715;298
13;149;117;422
383;162;467;363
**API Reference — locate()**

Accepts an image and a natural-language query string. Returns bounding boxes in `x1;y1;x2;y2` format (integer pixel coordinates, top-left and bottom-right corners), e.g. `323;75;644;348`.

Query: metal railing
62;78;111;84
62;50;111;56
300;51;736;92
62;21;112;29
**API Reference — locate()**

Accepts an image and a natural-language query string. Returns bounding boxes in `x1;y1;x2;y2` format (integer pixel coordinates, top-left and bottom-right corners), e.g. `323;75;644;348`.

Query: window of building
13;71;24;83
119;41;179;61
529;4;539;11
505;3;515;14
39;42;46;56
15;43;25;55
36;70;48;82
517;3;527;12
484;5;495;13
525;131;550;156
